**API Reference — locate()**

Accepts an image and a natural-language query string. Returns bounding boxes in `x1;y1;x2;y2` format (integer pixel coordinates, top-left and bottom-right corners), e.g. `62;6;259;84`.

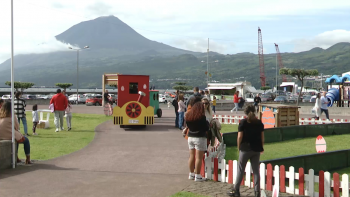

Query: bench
0;140;14;170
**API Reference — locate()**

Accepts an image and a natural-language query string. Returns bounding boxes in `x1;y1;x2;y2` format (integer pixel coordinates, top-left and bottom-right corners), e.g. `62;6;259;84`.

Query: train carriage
113;75;155;127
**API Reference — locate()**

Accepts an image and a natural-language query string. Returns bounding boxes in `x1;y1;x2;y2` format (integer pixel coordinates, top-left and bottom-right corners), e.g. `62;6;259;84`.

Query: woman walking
14;92;28;136
315;93;321;120
178;94;186;129
186;102;209;182
228;105;264;197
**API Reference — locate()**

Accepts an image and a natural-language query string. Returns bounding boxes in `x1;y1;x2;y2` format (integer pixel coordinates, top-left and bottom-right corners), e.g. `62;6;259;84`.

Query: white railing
203;147;349;197
213;115;349;125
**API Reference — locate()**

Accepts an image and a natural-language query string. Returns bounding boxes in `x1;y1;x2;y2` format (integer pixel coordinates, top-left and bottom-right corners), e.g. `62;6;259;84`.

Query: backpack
172;97;178;107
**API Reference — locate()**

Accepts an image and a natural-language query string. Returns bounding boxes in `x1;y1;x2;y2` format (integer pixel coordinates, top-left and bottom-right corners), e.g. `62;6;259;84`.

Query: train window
157;94;159;100
153;94;156;101
129;83;138;94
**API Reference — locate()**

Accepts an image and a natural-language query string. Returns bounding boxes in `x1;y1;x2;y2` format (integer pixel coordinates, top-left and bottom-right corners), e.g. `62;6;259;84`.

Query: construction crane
274;43;287;82
258;27;266;87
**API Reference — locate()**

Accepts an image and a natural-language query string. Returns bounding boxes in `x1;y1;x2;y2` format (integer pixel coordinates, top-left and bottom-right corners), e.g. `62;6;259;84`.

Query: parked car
1;95;11;100
69;94;86;104
261;94;273;102
108;94;117;103
159;94;169;103
310;95;317;103
22;95;37;99
288;96;299;103
302;95;312;102
86;95;103;106
274;96;288;103
37;95;51;99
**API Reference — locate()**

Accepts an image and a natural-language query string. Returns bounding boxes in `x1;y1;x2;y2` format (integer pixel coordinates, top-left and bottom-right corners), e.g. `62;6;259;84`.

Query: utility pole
276;53;278;92
207;38;209;86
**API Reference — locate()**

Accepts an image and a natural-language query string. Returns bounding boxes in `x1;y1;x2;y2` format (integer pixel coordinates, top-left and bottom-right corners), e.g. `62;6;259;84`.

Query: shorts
188;137;207;151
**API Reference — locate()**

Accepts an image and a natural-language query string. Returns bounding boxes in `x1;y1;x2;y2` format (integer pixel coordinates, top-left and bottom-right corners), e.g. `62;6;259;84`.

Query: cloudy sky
1;0;350;64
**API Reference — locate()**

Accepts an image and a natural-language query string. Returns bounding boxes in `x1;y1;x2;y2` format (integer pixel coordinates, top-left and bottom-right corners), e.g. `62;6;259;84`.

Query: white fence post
324;172;331;197
220;159;226;183
245;162;251;187
342;174;349;197
274;165;280;190
260;163;266;190
287;166;295;194
232;160;237;184
218;115;222;124
205;155;212;180
305;169;314;197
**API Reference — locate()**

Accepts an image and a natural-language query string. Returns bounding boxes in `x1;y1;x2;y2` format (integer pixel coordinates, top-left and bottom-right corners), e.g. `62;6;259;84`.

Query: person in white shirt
32;104;39;135
65;104;72;131
314;93;321;120
320;92;330;120
178;94;186;129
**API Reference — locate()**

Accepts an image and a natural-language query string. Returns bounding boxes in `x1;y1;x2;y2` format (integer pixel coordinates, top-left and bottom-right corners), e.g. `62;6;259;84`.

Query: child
32;104;39;135
65;104;72;131
211;96;216;114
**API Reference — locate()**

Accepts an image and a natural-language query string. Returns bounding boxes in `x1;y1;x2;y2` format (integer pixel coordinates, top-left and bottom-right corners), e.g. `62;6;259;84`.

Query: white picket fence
204;147;350;197
213;115;349;125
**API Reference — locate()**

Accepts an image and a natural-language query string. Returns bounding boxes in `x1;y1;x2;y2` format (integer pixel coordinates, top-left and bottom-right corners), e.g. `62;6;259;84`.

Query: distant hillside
0;15;349;89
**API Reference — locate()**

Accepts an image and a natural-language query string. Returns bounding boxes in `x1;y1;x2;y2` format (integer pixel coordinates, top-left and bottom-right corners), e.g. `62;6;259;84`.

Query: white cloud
1;0;350;64
293;30;350;52
173;38;228;53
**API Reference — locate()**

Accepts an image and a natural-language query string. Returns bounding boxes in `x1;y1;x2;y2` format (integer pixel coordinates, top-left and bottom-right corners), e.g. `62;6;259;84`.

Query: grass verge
18;111;112;160
225;134;350;161
221;124;238;134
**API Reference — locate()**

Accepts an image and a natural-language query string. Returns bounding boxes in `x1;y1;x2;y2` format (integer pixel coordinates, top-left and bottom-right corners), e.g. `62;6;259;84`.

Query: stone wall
0;140;13;170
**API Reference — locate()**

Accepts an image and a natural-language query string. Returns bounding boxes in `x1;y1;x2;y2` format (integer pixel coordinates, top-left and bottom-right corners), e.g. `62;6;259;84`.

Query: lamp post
11;0;15;169
69;46;89;105
201;60;219;83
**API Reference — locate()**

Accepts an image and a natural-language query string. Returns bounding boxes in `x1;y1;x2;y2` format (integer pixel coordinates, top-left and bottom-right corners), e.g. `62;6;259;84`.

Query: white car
1;95;11;100
159;94;169;103
69;94;86;104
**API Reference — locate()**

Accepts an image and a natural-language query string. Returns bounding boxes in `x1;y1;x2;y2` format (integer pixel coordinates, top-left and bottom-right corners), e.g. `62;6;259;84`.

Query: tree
304;86;310;92
172;82;193;92
5;81;34;93
55;83;73;91
261;86;271;94
280;68;318;105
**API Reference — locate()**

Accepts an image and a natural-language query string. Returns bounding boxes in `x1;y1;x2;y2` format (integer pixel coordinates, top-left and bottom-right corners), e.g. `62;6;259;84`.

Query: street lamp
201;60;219;83
69;46;89;105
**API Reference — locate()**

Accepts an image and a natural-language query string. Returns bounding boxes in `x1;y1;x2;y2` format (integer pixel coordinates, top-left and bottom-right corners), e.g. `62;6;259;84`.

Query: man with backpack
172;90;180;128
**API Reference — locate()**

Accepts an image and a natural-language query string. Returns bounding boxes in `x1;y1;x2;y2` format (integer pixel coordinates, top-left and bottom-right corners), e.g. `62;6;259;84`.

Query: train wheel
120;125;125;128
157;109;162;118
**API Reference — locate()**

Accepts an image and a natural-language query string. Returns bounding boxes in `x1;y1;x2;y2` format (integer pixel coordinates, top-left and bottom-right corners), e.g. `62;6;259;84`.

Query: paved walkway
0;108;193;197
0;105;303;197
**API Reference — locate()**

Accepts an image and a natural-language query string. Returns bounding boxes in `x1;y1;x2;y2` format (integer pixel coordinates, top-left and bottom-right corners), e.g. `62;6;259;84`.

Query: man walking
254;94;261;112
50;89;68;132
172;90;179;128
321;91;330;120
187;87;202;107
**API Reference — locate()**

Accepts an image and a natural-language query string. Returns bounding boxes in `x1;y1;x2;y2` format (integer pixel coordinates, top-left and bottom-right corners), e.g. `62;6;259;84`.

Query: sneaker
68;127;71;131
188;173;195;180
230;110;233;113
33;133;38;135
61;127;64;131
55;129;59;132
194;175;206;182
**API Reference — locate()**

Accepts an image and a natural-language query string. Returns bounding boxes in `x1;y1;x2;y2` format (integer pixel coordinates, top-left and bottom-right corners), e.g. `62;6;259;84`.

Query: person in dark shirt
185;102;209;182
104;90;110;104
172;90;180;128
253;94;261;112
228;105;264;197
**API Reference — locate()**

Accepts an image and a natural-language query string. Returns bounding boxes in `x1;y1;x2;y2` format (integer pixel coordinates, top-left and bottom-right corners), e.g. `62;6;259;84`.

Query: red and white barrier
203;147;350;197
213;115;347;126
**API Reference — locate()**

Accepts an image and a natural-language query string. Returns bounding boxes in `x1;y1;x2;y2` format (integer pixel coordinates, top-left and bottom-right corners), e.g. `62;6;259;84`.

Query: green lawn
18;111;112;160
169;192;210;197
225;134;350;161
221;124;238;133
